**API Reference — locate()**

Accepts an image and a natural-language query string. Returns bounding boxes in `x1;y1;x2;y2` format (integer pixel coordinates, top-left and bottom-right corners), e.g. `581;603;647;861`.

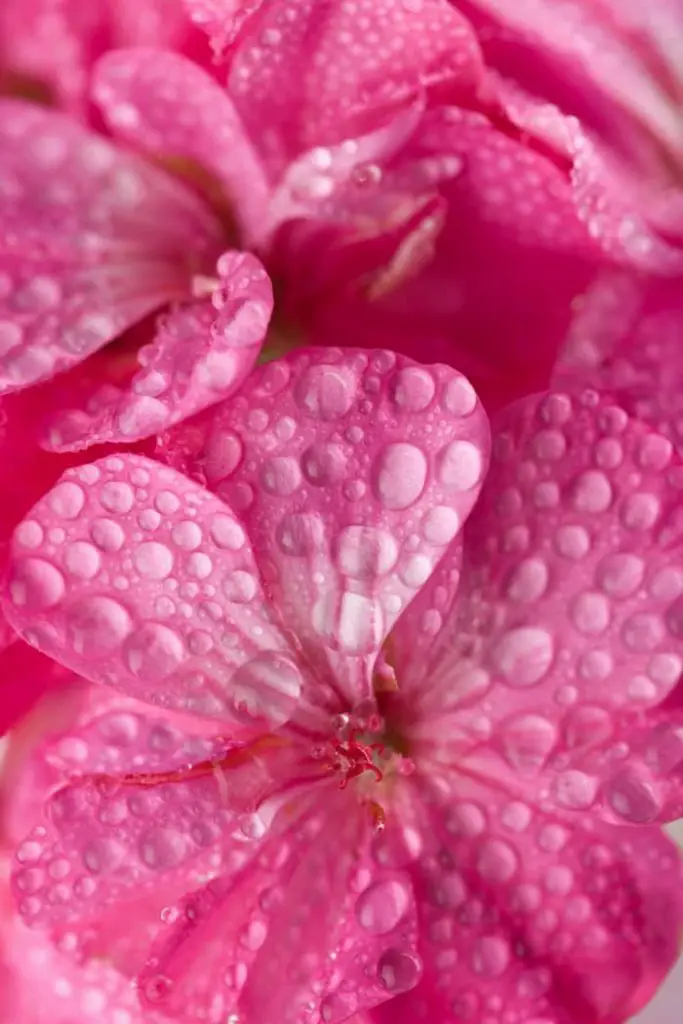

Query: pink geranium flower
3;348;683;1023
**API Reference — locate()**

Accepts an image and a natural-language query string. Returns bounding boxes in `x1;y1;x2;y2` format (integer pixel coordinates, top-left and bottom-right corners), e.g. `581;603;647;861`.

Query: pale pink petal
2;455;305;728
41;252;273;450
137;793;419;1023
11;713;291;962
392;390;683;817
0;99;222;395
93;48;270;244
371;775;683;1024
224;0;485;172
159;349;490;707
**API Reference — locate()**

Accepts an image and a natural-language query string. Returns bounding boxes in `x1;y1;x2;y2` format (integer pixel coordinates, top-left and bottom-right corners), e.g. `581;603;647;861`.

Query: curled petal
160;349;490;708
93;48;270;243
2;455;303;729
0;99;221;396
42;251;273;450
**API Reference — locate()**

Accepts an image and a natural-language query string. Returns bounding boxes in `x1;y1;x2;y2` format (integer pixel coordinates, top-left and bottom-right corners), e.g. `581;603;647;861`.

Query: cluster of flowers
0;1;682;1022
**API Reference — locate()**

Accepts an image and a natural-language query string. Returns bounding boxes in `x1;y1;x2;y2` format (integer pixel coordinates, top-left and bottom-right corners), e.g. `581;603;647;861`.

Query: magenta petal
160;349;490;706
137;795;418;1023
42;251;273;450
225;0;485;170
372;777;683;1024
10;712;284;940
394;390;683;804
93;48;270;243
2;455;303;727
0;98;222;395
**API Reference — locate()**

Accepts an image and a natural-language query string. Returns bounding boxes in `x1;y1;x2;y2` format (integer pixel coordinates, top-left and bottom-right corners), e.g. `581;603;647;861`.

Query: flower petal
92;48;270;244
41;252;273;450
557;270;683;455
159;349;490;708
0;98;222;395
11;711;289;961
137;793;419;1023
2;454;304;728
224;0;485;172
372;775;683;1024
301;107;601;413
393;389;683;814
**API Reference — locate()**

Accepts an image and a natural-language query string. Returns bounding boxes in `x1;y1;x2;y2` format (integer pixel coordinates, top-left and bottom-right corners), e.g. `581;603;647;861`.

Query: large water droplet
356;879;409;934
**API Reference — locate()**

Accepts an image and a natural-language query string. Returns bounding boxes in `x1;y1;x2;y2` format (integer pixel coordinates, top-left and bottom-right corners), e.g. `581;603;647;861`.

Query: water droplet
295;364;356;420
437;440;482;491
377;949;421;992
492;627;554;685
301;442;347;485
64;541;101;580
389;367;436;412
505;558;548;602
419;505;460;546
336;527;398;578
67;596;132;655
476;840;518;882
124;623;186;679
99;481;134;514
356;879;409;934
10;558;65;608
133;542;174;580
621;492;660;530
210;514;245;550
373;442;427;509
50;481;85;519
139;827;188;869
552;770;598;809
471;935;510;977
229;653;302;727
571;470;612;513
90;517;125;552
83;837;126;874
571;591;611;635
260;456;302;496
442;374;476;417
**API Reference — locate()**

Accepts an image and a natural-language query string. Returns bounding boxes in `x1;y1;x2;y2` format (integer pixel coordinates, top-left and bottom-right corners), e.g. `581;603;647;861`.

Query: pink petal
183;0;266;54
558;270;683;454
0;99;222;395
393;389;683;815
0;0;208;113
41;251;273;450
224;0;485;172
464;0;683;194
10;712;290;960
92;48;270;244
159;349;490;708
137;792;419;1023
2;454;304;728
0;641;71;739
300;107;601;412
0;873;160;1024
372;775;683;1024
